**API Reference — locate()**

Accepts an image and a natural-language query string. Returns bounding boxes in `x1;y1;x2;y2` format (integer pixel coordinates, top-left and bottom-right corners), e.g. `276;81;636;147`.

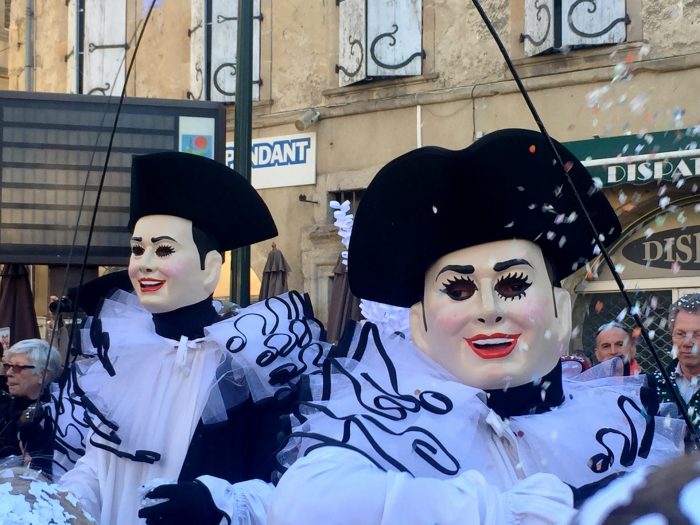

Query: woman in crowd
0;338;61;477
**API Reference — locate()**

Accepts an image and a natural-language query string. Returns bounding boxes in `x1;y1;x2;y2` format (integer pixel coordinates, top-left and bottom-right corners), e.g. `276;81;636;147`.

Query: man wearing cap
58;152;327;525
653;293;700;440
269;129;684;525
593;321;642;374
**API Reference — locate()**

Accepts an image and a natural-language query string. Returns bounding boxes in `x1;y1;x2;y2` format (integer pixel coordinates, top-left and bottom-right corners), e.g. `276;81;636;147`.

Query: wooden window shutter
210;0;261;102
337;0;424;88
82;0;127;95
562;0;627;48
188;0;206;100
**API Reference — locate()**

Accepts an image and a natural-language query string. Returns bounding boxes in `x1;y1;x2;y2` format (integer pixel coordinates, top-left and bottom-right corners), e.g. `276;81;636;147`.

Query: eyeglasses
1;363;36;373
671;331;700;341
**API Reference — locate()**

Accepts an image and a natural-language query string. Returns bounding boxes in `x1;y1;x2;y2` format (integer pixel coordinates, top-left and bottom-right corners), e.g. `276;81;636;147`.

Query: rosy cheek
431;305;470;335
157;260;189;279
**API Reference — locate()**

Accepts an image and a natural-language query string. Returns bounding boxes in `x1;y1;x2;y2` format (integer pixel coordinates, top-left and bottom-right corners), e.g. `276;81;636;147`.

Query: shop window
522;0;628;57
336;0;424;88
578;290;673;373
188;0;262;102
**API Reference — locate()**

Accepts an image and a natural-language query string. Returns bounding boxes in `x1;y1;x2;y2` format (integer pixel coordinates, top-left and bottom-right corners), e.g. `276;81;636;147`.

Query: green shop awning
565;127;700;188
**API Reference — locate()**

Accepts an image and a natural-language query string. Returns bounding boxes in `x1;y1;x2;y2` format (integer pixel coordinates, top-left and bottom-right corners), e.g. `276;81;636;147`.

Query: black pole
231;0;253;307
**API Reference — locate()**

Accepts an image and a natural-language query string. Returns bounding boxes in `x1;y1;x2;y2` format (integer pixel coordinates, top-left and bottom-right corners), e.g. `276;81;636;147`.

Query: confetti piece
528;144;536;153
672;261;681;273
432;205;438;214
659;196;671;209
594;301;604;314
618;191;628;204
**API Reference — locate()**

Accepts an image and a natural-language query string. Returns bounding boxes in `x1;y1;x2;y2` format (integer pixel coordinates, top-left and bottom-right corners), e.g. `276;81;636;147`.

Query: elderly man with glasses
654;294;700;438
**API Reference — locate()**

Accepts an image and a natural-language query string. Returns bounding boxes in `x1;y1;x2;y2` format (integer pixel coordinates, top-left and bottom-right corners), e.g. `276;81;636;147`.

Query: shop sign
226;132;317;189
622;225;700;271
565;129;700;188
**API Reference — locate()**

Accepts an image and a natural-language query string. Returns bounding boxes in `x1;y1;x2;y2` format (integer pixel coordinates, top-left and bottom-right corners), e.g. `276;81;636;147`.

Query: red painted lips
138;278;166;293
465;333;520;359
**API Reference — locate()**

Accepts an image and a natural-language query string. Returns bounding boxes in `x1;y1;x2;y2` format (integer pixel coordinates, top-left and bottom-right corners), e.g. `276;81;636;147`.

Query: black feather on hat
128;152;277;251
348;128;621;307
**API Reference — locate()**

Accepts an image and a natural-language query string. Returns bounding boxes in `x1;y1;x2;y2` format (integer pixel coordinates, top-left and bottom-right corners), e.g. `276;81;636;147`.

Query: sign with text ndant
226;132;317;189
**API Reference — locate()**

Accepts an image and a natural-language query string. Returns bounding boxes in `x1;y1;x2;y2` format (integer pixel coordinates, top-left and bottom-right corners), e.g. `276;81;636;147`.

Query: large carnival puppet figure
58;152;326;525
270;129;685;525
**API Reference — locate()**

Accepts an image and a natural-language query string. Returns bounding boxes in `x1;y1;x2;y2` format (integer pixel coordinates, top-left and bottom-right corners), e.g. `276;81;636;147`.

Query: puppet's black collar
152;297;219;340
485;360;564;418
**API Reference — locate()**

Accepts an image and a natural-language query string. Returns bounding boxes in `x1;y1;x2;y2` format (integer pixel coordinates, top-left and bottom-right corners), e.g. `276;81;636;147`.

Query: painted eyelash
495;271;532;301
440;275;476;291
155;244;175;256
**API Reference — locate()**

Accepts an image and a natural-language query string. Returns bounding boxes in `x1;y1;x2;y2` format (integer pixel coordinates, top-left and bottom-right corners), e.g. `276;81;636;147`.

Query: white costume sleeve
269;448;576;525
58;450;101;522
197;475;273;525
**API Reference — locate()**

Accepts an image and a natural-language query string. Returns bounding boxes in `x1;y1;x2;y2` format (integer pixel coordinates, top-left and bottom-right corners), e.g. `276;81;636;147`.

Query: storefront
566;128;700;370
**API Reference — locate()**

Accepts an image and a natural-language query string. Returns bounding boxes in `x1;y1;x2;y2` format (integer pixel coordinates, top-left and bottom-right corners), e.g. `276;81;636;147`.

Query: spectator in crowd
654;293;700;439
593;321;642;375
0;338;62;477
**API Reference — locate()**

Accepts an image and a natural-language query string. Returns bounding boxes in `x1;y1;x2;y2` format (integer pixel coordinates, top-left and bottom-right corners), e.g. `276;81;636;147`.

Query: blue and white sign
226;132;317;189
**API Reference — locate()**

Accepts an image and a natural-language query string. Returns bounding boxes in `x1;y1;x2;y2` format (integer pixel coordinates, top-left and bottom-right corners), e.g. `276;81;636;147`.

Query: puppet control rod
468;0;700;447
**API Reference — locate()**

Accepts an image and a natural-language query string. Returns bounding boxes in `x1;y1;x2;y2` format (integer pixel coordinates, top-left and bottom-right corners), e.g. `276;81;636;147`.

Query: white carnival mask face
128;215;222;314
409;239;571;390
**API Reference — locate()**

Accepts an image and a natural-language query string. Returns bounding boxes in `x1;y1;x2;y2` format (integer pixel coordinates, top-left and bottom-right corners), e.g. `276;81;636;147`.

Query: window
189;0;262;102
336;0;424;87
330;190;364;220
522;0;628;57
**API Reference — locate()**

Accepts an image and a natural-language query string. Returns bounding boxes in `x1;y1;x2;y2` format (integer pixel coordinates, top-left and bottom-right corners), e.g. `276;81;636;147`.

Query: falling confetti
528;144;536;154
595;301;604;314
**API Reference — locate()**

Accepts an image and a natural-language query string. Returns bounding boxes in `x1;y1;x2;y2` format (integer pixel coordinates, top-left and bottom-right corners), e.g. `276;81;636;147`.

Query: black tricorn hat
128;152;277;251
348;128;621;307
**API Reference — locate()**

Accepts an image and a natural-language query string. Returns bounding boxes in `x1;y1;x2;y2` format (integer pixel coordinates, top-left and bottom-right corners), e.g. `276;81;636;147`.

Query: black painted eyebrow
493;259;533;272
435;264;475;281
131;236;142;242
151;236;177;243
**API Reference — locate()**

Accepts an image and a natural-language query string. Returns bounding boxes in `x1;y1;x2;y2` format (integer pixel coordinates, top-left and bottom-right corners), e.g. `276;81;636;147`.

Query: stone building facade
2;1;700;357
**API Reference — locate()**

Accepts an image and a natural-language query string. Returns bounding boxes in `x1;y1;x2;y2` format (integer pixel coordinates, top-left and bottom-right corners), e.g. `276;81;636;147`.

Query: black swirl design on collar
289;321;459;477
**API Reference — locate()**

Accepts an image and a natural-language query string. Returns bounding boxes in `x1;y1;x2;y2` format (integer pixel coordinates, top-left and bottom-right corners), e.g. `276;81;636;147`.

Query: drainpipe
24;0;33;91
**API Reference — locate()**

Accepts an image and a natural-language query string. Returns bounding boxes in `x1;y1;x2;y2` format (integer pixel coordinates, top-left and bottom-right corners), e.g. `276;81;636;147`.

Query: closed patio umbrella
326;254;362;343
259;243;291;300
0;264;40;346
